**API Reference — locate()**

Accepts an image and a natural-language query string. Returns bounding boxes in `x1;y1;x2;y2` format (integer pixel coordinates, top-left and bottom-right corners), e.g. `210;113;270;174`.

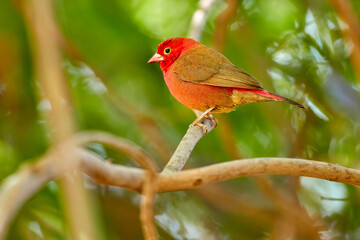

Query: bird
148;37;304;128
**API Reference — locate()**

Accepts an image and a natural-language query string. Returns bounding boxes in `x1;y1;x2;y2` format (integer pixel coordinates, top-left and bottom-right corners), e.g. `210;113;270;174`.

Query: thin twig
72;132;159;240
67;132;159;239
212;0;238;52
328;0;360;82
73;132;158;173
188;0;218;41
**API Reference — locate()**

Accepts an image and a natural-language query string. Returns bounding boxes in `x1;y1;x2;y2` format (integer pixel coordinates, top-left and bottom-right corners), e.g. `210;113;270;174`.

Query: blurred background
1;0;360;239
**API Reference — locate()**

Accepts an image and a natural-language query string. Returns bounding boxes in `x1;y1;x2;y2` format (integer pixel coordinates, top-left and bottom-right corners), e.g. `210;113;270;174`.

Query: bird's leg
189;108;216;132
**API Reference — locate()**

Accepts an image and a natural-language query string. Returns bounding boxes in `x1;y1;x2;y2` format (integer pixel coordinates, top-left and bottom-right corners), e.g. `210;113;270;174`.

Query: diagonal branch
162;118;217;173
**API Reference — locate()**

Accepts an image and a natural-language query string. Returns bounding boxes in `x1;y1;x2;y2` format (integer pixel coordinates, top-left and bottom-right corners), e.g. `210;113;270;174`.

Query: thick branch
159;158;360;191
83;156;360;192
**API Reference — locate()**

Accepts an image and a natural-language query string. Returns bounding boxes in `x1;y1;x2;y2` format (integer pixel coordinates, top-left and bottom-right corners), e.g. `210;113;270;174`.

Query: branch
162;118;217;173
80;149;144;191
67;132;159;239
0;131;157;239
73;132;158;172
0;145;81;239
140;171;157;240
82;156;360;192
157;158;360;191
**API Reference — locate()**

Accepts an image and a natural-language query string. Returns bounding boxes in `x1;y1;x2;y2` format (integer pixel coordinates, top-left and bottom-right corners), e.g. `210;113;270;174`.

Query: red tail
237;89;304;108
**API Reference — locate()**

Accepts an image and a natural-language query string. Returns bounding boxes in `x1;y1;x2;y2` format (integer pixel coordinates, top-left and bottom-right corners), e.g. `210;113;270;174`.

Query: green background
1;0;359;239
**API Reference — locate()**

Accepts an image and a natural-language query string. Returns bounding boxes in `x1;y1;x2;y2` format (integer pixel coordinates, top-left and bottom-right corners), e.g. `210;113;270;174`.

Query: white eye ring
164;47;172;55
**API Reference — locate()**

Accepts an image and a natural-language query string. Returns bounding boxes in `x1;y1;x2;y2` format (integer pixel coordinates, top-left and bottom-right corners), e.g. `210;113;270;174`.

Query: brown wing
172;44;262;90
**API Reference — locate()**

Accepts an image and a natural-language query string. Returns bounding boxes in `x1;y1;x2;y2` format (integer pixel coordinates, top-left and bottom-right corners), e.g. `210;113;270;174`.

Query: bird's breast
163;70;235;113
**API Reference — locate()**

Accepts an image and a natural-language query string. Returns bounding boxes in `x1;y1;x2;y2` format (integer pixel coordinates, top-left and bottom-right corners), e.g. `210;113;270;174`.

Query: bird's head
148;37;199;72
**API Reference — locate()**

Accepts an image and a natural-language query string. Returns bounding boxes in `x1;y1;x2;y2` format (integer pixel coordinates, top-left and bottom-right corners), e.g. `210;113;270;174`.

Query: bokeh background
1;0;360;239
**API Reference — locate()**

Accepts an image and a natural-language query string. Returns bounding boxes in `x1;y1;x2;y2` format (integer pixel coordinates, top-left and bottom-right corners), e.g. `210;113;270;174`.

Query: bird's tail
233;89;304;108
250;89;304;108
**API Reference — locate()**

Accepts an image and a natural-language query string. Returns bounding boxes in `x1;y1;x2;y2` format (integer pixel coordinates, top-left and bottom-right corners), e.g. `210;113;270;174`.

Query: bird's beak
148;53;164;63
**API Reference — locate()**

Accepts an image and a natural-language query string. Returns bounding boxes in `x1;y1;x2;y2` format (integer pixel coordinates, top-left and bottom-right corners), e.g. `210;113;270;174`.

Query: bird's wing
172;45;263;90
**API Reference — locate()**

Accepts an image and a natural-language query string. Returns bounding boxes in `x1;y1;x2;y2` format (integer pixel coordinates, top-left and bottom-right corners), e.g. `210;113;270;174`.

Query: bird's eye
164;47;172;55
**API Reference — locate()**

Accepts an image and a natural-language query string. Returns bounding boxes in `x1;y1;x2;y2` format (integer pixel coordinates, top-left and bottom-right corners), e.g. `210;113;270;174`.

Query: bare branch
0;131;157;239
157;158;360;191
79;149;144;191
162;118;217;173
0;144;81;239
84;157;360;192
67;132;159;239
73;132;159;173
140;171;157;240
72;132;159;239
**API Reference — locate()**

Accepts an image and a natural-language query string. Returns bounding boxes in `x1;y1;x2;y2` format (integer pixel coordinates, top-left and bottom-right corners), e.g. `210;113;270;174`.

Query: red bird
148;37;303;126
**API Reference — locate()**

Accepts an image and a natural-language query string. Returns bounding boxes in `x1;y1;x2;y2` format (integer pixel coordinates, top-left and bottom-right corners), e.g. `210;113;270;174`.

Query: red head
148;37;199;72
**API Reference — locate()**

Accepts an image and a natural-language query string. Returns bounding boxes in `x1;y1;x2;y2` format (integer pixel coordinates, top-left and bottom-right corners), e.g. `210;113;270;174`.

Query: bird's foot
207;115;218;127
190;121;209;134
189;112;217;134
189;108;217;133
189;115;218;130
